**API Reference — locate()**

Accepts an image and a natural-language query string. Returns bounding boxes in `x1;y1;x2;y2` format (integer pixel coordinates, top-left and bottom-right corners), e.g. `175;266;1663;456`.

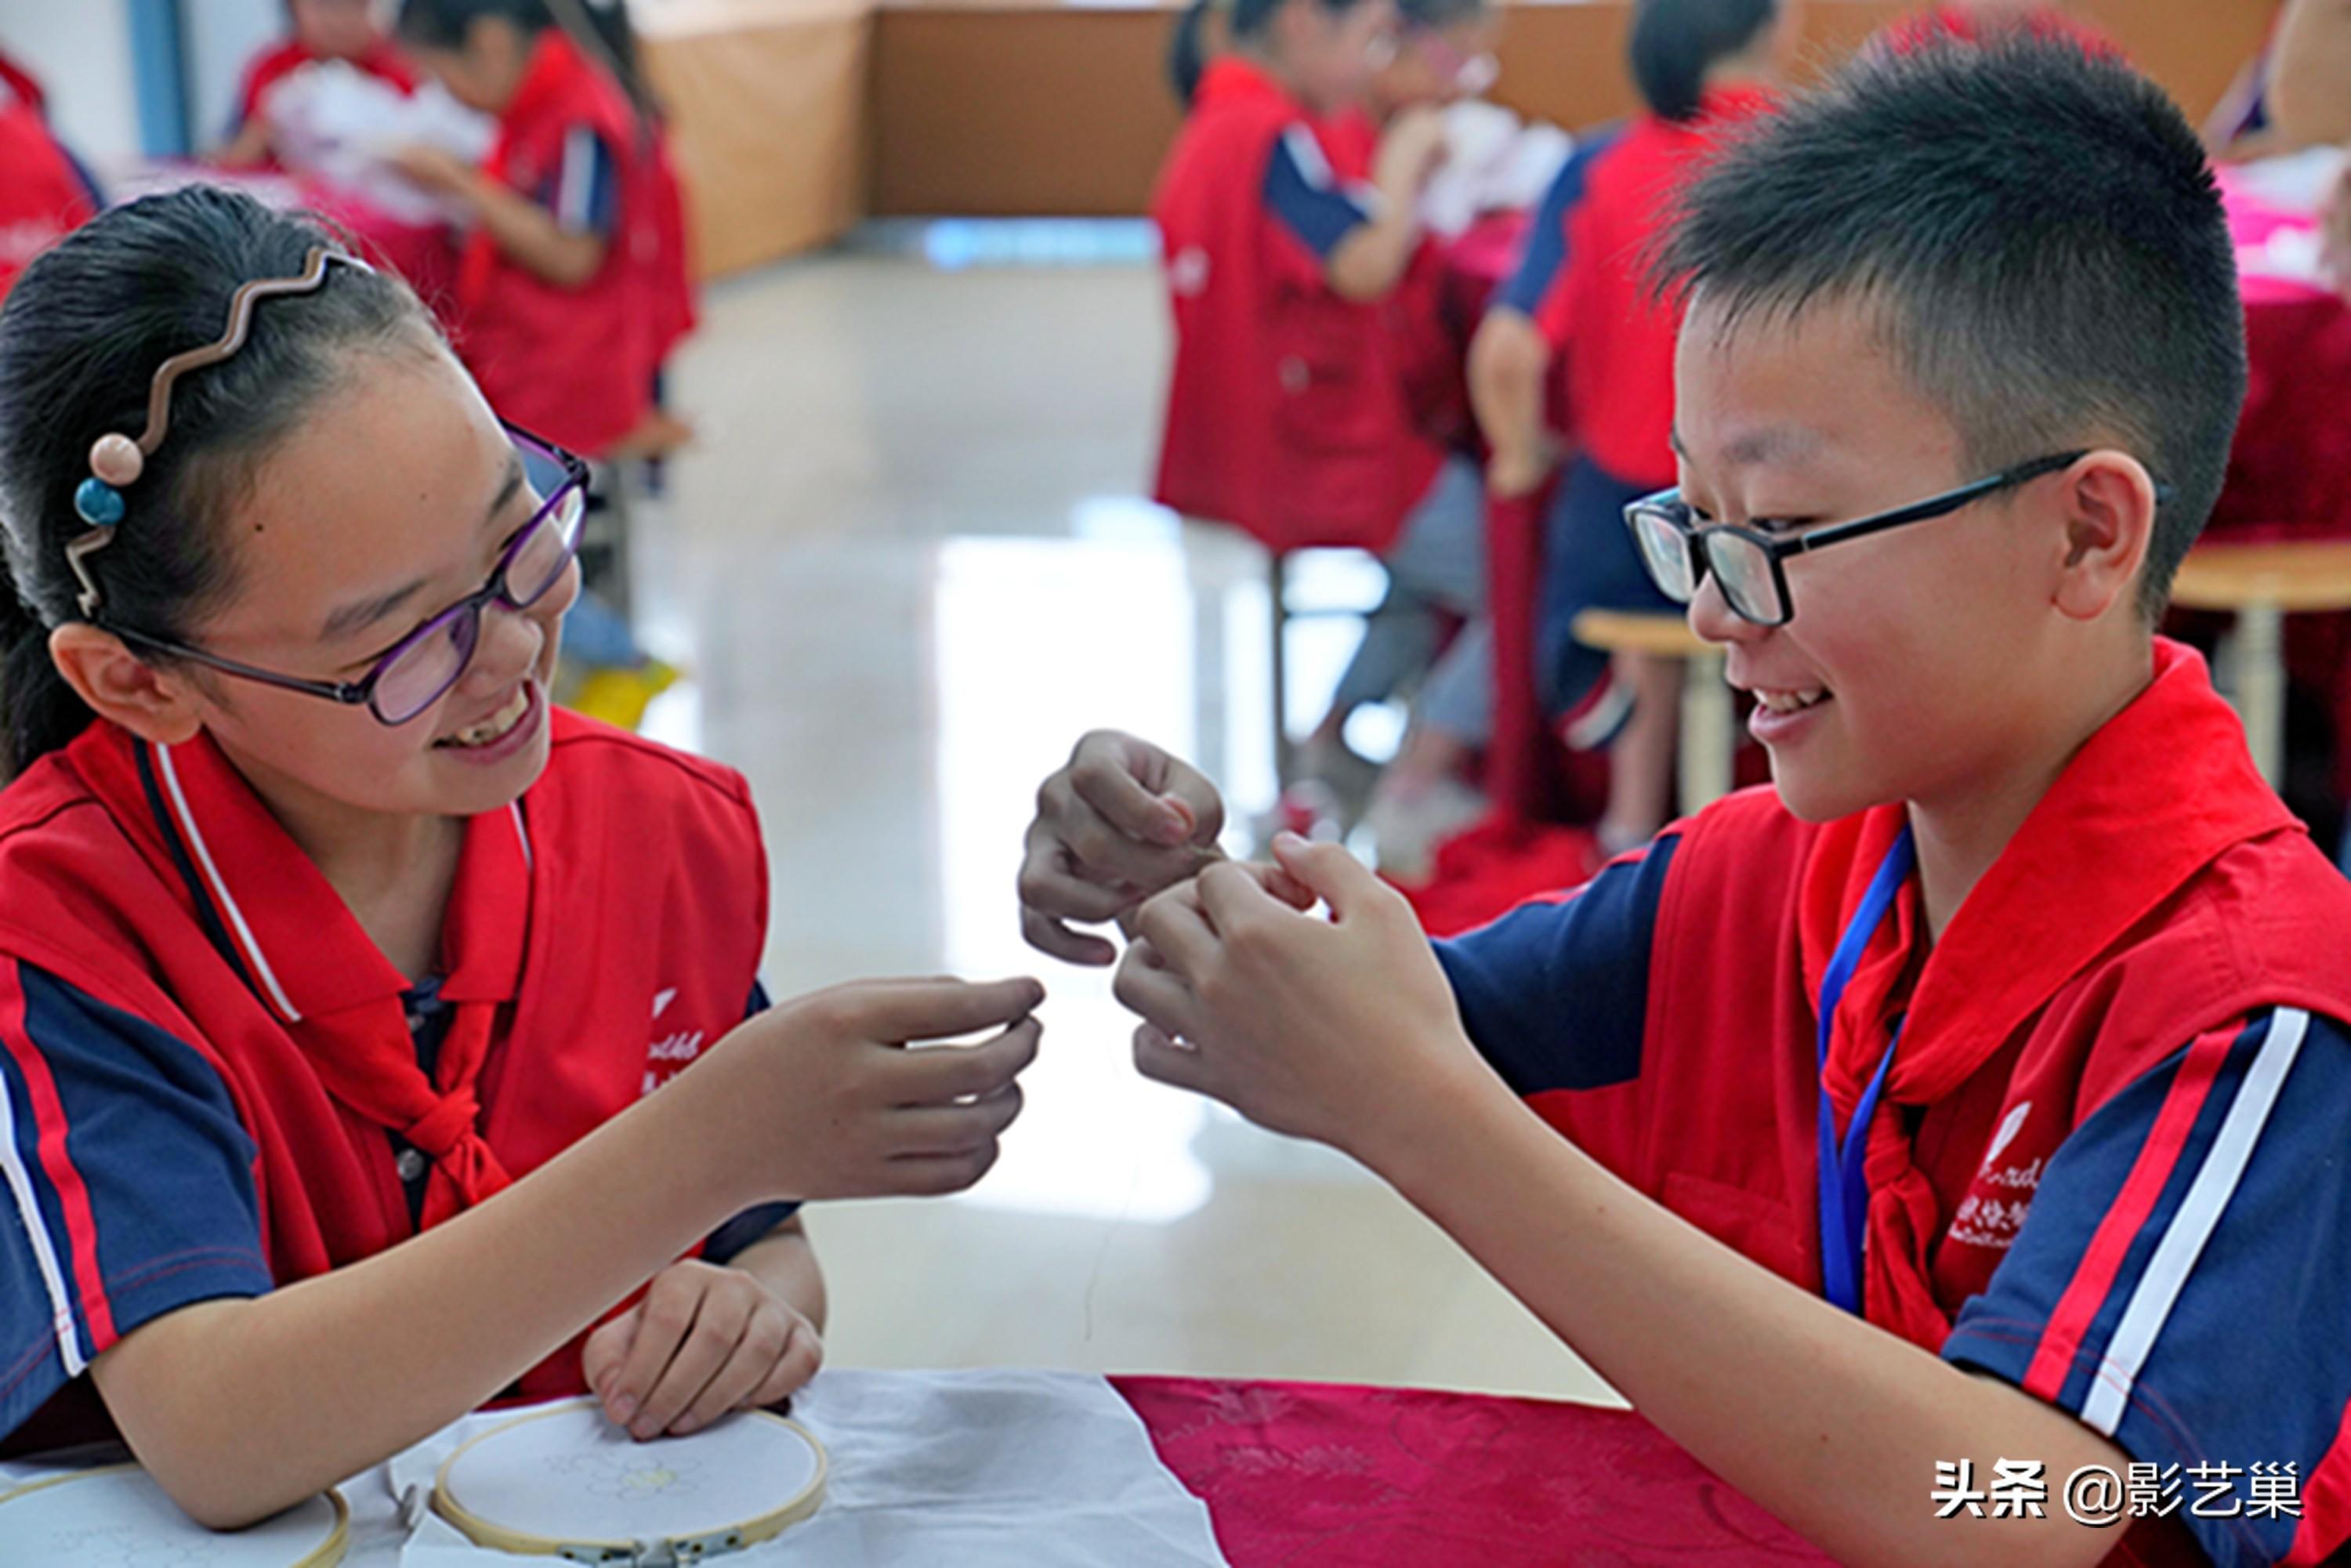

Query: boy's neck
1905;638;2155;943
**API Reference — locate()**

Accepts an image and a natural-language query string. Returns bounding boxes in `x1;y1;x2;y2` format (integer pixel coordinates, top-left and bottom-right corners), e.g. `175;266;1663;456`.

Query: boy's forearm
725;1217;828;1331
1370;1067;2131;1568
92;1059;756;1530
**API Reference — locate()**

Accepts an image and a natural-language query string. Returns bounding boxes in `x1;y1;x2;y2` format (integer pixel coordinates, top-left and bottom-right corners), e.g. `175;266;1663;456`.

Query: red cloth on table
1112;1376;1830;1565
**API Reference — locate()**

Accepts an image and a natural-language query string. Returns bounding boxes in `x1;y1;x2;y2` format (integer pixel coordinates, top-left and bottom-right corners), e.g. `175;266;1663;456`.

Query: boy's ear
47;625;206;747
2050;451;2159;623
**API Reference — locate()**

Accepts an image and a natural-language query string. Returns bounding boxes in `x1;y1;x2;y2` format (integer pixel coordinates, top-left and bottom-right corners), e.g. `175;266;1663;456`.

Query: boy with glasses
1020;37;2351;1567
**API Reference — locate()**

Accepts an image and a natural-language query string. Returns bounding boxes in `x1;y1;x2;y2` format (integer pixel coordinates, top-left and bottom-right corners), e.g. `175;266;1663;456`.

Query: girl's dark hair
1628;0;1777;121
1396;0;1488;31
0;186;434;777
1168;0;1375;107
397;0;664;130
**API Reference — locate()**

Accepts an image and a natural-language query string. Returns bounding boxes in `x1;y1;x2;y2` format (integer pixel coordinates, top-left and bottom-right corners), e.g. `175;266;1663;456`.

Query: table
1114;1376;1831;1566
0;1374;1824;1566
2168;541;2351;786
1570;608;1736;813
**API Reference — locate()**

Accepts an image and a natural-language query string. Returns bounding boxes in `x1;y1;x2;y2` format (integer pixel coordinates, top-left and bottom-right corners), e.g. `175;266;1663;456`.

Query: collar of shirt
1801;636;2300;1119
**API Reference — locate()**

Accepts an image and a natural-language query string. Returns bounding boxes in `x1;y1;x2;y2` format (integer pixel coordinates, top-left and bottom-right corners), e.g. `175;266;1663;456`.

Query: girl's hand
386;143;477;201
700;976;1043;1205
1374;107;1451;203
1112;832;1489;1162
581;1260;823;1439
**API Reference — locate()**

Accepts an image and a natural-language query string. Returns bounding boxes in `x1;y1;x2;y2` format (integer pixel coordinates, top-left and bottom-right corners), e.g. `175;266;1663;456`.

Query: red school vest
1150;60;1444;553
1538;87;1779;489
455;28;654;458
0;55;95;302
1524;639;2351;1350
0;711;769;1399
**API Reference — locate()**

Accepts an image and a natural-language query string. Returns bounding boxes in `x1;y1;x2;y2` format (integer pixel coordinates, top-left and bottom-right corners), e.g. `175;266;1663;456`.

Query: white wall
181;0;278;150
0;0;143;165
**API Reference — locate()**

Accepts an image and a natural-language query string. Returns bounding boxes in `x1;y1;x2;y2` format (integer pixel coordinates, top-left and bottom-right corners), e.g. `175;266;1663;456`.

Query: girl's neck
1701;55;1780;100
1233;42;1314;109
215;739;465;982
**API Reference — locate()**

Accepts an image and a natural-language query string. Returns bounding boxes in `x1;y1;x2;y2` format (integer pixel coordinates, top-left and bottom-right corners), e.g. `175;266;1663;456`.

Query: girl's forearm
2272;0;2351;149
1372;1067;2132;1568
92;1059;759;1529
459;174;608;288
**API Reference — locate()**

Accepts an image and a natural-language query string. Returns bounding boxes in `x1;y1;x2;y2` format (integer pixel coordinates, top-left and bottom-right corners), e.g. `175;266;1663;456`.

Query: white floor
632;241;1616;1405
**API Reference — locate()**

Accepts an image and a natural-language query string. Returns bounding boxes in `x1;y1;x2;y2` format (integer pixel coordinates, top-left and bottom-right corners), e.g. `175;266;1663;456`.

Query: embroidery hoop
431;1398;829;1563
0;1463;350;1566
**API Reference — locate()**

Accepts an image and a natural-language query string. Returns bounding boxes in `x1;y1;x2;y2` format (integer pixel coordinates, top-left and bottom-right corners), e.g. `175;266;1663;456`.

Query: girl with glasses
0;187;1040;1528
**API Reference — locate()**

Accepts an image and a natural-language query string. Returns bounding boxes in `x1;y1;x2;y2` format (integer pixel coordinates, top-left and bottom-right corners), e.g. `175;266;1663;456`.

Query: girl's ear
48;625;207;746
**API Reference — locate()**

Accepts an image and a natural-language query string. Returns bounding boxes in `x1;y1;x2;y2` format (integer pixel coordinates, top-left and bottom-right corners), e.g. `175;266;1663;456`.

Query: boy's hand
582;1260;822;1440
704;977;1041;1203
1112;832;1486;1161
1020;731;1228;965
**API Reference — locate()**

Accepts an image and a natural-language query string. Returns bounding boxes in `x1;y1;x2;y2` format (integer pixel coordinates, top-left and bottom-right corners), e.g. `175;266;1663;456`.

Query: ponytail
1628;0;1777;121
1169;0;1215;105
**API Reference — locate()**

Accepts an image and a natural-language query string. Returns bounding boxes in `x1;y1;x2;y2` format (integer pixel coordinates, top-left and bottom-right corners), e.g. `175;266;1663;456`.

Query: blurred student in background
0;46;98;302
1155;0;1479;867
393;0;693;728
221;0;422;171
1520;0;1791;859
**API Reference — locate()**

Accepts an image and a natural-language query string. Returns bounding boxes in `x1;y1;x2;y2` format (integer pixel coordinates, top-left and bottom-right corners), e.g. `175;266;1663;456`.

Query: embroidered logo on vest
1949;1100;2042;1252
641;987;707;1095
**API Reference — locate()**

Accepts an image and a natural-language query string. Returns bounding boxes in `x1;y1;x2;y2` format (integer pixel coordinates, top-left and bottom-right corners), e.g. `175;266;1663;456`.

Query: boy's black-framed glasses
1622;451;2094;629
102;422;590;727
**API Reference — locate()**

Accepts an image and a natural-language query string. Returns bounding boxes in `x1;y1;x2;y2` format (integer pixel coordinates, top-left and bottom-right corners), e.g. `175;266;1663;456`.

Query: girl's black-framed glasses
1622;451;2093;628
102;422;590;727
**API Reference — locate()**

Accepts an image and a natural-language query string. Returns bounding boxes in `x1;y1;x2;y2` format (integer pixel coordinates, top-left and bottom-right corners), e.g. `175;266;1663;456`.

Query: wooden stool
2168;541;2351;786
1570;610;1733;811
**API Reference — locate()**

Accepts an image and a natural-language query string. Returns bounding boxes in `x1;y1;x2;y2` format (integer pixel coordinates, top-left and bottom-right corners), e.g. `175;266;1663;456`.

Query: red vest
455;29;654;457
1150;60;1443;552
0;55;95;302
1538;87;1779;487
0;712;767;1401
1528;640;2351;1353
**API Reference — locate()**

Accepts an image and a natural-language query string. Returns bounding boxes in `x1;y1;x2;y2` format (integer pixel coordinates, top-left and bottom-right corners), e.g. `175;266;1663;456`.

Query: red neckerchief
1798;639;2301;1340
92;730;534;1229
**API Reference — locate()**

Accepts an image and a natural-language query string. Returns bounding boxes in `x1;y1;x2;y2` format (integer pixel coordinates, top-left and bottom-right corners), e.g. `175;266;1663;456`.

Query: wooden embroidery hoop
431;1398;829;1563
0;1464;350;1566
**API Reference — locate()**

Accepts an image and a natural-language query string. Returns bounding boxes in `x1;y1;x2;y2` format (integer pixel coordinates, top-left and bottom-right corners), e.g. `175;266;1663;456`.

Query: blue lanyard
1815;827;1916;1316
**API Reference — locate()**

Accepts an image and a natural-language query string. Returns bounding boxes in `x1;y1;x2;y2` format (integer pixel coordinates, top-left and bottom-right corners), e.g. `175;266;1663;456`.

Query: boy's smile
1670;292;2105;828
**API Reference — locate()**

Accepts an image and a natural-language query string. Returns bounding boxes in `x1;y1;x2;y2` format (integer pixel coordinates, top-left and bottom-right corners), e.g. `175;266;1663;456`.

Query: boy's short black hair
1659;35;2247;620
